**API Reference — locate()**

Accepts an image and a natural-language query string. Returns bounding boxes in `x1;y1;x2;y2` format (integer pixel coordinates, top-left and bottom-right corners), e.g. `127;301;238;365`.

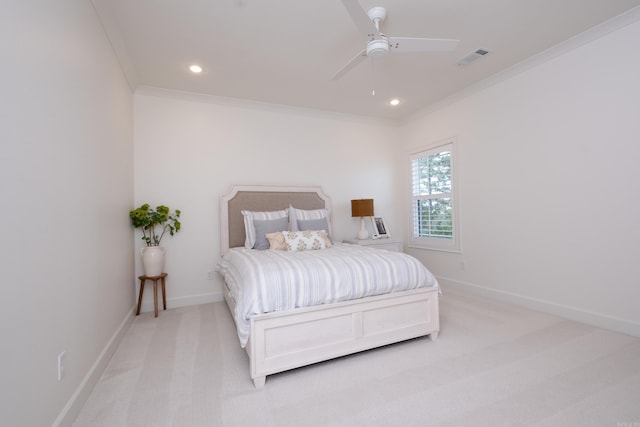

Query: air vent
457;48;490;67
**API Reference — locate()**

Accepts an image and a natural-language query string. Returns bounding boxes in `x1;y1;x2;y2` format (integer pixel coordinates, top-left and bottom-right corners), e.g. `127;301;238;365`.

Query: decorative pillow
297;217;333;244
265;231;288;250
252;217;289;250
241;209;288;249
283;230;328;252
289;206;332;237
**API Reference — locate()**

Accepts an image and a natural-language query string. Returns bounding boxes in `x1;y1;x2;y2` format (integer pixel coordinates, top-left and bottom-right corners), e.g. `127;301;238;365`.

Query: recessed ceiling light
189;64;203;73
389;98;400;106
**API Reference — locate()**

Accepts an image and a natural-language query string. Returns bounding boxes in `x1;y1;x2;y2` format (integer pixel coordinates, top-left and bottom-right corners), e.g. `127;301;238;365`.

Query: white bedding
215;243;439;347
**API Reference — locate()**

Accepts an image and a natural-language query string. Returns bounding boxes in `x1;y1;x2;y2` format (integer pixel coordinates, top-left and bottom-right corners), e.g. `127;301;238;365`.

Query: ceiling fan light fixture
189;64;203;73
389;98;400;106
367;39;389;56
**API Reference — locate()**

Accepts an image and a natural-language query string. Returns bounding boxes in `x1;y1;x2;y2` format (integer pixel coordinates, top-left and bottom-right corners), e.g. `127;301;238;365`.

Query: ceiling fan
331;0;460;80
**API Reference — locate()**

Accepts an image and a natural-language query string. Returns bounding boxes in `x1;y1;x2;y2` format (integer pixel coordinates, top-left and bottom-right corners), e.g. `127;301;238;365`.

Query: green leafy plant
129;204;181;246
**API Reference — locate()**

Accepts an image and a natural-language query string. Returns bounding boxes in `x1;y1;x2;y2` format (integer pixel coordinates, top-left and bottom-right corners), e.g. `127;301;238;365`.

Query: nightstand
343;238;403;252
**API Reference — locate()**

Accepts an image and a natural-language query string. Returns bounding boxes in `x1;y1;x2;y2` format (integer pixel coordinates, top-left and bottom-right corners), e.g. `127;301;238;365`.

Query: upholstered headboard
219;185;332;254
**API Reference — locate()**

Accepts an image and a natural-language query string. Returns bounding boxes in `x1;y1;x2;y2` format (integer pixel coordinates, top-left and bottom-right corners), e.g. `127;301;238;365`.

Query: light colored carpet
73;288;640;427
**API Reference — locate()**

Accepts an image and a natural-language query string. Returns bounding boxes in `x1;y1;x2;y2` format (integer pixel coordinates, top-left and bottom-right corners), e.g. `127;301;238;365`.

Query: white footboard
246;287;439;387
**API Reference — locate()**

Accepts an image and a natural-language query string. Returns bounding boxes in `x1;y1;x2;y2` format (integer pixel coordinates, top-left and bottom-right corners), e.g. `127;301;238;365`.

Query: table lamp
351;199;374;240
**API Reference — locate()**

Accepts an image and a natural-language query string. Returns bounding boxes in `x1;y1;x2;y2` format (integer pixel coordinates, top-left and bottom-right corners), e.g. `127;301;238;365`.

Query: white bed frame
219;185;439;388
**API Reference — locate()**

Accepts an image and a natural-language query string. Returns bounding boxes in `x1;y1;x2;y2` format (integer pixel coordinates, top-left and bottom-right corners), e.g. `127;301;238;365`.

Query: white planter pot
140;246;166;277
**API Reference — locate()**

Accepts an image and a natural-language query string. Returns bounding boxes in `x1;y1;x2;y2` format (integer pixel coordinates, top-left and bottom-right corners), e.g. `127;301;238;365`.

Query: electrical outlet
57;351;66;381
207;271;214;280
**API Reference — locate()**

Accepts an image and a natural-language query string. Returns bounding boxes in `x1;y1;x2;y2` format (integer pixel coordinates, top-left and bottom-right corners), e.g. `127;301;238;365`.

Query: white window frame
408;139;460;252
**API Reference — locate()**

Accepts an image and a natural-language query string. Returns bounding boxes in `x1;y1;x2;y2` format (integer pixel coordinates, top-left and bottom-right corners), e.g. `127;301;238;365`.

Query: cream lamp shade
351;199;374;240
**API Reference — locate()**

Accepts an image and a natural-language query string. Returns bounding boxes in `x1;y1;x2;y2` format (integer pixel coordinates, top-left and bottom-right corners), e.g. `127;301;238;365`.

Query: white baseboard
53;307;135;427
438;276;640;338
138;291;224;314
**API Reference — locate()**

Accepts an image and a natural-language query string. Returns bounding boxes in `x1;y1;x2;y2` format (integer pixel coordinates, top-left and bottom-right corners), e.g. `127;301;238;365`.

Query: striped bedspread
215;243;439;347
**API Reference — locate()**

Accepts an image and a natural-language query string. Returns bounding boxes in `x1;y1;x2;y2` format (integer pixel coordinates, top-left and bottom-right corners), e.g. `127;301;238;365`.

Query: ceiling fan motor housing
367;7;387;23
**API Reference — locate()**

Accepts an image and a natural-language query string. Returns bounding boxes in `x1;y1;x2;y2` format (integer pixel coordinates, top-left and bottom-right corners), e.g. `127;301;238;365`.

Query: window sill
408;243;461;253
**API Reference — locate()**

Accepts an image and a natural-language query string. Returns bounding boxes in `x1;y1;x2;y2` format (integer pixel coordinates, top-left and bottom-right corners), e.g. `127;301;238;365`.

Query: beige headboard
219;185;332;254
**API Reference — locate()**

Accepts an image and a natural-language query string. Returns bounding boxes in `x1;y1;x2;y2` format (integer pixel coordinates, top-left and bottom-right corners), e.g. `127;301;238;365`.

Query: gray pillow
252;216;289;250
297;217;332;242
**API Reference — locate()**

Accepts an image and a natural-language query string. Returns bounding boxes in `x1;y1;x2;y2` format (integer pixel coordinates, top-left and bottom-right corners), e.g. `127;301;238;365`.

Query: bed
216;185;440;387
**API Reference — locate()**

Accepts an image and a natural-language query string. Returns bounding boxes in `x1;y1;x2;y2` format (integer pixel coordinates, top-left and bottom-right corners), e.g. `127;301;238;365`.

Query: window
410;141;459;251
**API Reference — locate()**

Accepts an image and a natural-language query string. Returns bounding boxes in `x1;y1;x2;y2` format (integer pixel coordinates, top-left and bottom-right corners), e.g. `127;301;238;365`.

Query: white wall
0;1;134;425
133;89;399;308
400;17;640;335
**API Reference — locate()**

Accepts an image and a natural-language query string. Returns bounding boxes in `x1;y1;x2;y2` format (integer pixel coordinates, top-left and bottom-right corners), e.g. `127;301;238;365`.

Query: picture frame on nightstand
371;217;390;239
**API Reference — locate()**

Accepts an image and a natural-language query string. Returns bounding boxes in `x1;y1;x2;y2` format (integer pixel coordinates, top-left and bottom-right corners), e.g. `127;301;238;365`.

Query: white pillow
241;209;288;249
283;230;328;252
289;206;332;237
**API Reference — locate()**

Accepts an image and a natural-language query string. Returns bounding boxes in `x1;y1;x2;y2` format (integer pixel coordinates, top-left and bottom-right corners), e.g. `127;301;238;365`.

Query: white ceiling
92;0;640;121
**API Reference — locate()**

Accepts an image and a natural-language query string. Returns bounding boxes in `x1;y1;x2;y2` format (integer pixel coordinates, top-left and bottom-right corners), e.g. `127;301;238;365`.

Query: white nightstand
343;238;403;252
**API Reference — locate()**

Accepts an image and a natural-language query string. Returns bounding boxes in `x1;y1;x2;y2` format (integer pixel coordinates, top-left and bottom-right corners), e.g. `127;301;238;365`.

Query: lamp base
357;217;369;240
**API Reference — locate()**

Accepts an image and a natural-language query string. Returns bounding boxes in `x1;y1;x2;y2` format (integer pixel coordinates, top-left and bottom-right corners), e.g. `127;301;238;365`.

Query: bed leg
430;331;439;341
253;376;266;388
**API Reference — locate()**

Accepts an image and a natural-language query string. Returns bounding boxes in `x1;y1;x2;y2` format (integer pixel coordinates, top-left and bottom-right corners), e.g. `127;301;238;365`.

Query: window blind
411;144;453;240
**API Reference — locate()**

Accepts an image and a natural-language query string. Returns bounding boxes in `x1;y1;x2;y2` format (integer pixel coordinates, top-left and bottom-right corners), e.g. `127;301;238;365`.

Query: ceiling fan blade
330;48;367;80
341;0;380;37
388;37;459;53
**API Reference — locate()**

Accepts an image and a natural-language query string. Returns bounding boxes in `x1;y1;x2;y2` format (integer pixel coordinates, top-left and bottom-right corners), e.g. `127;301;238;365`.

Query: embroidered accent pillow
267;230;331;250
283;230;328;252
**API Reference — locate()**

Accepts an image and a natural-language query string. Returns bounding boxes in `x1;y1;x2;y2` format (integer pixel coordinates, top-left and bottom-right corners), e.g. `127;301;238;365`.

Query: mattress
215;243;439;347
